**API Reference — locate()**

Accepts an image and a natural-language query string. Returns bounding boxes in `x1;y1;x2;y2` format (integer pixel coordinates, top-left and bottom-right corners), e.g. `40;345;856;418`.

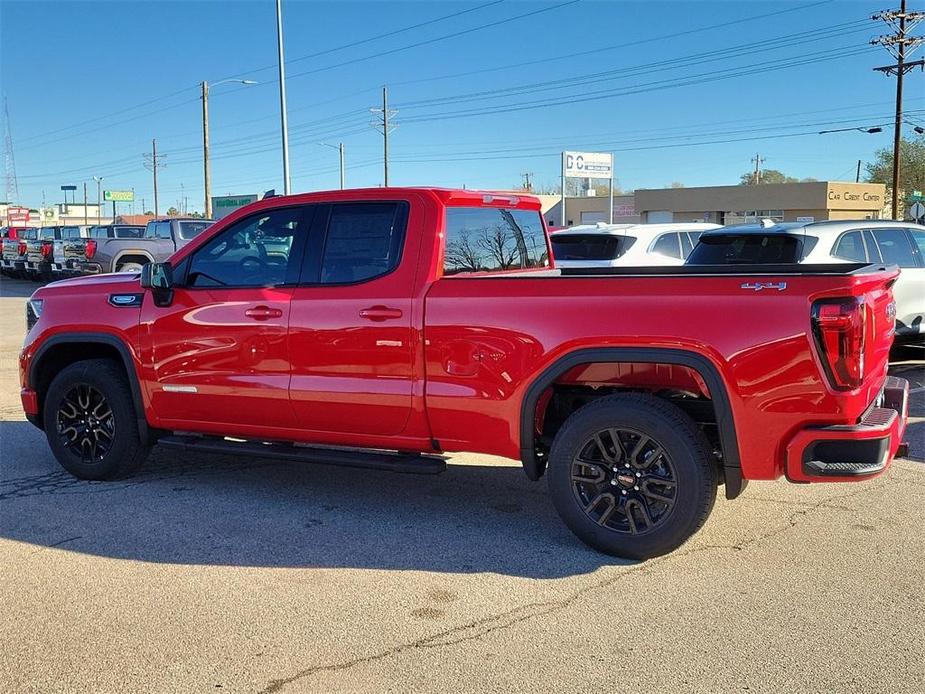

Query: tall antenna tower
3;96;19;203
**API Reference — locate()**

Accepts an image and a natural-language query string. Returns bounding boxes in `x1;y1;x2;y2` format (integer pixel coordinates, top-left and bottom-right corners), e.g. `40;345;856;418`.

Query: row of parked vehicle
550;219;925;341
0;217;213;282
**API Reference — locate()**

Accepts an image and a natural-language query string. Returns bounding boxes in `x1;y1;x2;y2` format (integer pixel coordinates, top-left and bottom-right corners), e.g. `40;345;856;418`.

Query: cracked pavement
1;276;923;693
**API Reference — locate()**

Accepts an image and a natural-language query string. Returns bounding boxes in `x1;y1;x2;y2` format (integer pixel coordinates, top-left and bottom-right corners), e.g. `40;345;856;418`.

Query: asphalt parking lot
1;274;923;694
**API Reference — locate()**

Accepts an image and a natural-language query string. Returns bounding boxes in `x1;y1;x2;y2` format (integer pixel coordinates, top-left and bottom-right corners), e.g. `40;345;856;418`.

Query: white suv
550;222;721;268
688;220;925;341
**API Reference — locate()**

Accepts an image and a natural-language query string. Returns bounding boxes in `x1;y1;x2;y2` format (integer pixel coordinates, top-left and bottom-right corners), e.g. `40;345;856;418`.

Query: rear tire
43;359;151;480
547;393;717;559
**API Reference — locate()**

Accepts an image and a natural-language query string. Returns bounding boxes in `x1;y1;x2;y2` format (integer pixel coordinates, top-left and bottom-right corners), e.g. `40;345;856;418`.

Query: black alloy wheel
56;384;116;463
570;427;677;535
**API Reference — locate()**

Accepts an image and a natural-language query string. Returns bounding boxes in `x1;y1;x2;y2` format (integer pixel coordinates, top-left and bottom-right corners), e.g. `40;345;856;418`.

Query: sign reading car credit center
563;151;613;179
211;194;259;220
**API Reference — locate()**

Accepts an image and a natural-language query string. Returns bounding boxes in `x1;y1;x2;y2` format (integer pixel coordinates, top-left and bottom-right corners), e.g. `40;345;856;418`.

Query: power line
214;0;507;82
399;45;877;123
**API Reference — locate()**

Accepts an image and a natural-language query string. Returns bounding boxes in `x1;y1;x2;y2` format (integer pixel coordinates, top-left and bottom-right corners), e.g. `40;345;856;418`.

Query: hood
38;272;141;294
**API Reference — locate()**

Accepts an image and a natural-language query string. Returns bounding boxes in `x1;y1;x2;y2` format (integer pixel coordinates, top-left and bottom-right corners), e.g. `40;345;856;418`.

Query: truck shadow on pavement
0;421;623;578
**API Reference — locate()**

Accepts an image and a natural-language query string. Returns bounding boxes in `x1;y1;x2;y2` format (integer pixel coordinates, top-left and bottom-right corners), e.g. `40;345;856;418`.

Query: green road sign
103;190;134;202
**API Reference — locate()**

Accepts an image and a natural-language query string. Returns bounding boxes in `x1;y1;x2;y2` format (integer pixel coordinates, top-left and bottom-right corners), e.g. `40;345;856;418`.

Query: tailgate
63;238;89;262
25;241;46;263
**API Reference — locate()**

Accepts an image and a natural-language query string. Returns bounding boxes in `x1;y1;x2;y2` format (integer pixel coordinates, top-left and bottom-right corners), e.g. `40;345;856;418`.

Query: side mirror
140;261;174;307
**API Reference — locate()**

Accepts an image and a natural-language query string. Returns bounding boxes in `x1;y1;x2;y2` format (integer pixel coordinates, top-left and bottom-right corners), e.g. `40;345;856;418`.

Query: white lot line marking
909;386;925;394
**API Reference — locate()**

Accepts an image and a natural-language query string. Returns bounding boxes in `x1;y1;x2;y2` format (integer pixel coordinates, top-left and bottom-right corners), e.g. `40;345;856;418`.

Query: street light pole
202;80;211;218
320;142;345;189
275;0;291;194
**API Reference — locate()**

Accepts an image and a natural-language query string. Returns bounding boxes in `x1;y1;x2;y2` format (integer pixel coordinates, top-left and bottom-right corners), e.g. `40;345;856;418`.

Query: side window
186;207;304;288
320;202;407;284
156;222;172;240
681;232;696;256
870;228;916;268
651;233;681;259
833;230;867;262
910;229;925;261
144;223;156;239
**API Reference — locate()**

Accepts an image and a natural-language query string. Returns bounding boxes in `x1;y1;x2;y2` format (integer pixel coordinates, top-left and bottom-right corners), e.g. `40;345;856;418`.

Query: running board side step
157;435;447;475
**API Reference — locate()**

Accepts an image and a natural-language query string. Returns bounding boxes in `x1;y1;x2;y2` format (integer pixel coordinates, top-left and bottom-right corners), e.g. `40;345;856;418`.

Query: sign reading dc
563;151;613;179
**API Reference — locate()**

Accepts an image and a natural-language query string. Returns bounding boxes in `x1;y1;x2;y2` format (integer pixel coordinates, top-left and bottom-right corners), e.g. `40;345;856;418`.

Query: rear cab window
551;233;634;262
113;226;144;239
443;206;549;275
688;233;804;264
177;221;212;240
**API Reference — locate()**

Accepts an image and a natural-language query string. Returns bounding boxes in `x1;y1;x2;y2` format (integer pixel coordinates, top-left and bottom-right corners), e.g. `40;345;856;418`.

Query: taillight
41;241;53;259
811;297;866;390
85;239;97;259
17;241;26;256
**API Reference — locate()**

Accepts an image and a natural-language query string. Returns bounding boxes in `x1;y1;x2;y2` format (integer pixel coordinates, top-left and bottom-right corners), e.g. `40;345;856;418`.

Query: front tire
43;359;151;480
547;393;717;559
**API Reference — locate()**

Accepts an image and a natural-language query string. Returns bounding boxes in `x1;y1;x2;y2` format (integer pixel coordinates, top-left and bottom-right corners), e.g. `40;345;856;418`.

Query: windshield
551;234;635;261
687;233;806;264
17;228;38;241
60;227;82;239
177;221;213;240
38;227;58;240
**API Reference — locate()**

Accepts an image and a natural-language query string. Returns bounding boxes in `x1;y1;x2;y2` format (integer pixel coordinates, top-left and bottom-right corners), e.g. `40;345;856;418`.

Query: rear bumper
77;262;102;274
785;376;909;483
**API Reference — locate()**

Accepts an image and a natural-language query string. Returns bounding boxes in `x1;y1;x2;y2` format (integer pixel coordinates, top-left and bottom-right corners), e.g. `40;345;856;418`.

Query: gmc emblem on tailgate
740;281;787;292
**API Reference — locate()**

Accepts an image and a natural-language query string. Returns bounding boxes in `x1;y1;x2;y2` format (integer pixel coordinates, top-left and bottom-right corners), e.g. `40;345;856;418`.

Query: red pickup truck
19;188;910;558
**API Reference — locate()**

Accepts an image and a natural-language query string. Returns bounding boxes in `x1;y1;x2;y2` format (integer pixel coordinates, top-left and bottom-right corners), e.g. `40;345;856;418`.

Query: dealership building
542;181;888;227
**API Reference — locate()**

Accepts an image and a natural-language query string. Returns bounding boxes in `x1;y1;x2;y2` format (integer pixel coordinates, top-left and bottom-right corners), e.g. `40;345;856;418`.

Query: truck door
288;200;418;436
141;205;312;429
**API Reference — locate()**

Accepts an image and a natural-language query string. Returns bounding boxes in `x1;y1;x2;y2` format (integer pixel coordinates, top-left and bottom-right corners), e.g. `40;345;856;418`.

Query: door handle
359;306;403;321
244;305;283;320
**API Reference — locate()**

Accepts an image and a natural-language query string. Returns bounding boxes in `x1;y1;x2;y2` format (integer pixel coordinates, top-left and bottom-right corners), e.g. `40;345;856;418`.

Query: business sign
60;185;77;191
563;151;613;179
6;206;30;224
796;216;815;222
211;194;258;219
104;190;134;202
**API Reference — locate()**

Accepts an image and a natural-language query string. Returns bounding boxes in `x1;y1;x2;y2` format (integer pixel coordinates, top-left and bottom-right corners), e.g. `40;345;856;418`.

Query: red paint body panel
19;187;906;488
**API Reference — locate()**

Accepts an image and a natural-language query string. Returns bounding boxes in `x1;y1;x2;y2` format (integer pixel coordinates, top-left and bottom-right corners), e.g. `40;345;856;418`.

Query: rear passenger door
865;227;924;336
287;200;417;436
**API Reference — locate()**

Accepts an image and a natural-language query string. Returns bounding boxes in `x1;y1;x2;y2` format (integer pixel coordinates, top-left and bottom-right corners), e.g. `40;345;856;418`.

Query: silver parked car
688;220;925;341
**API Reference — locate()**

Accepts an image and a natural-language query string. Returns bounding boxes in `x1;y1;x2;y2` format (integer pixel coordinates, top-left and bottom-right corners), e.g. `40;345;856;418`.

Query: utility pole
202;80;211;218
872;0;925;219
856;159;862;183
83;182;88;224
339;142;345;190
93;176;103;224
371;87;398;187
521;172;533;191
143;139;165;217
275;0;291;194
751;153;763;184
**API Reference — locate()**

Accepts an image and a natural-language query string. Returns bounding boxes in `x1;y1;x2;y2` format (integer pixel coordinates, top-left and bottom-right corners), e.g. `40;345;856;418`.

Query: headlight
26;299;43;331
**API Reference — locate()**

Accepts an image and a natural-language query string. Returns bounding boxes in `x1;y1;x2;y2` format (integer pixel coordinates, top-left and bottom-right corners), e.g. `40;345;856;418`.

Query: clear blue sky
2;0;922;213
